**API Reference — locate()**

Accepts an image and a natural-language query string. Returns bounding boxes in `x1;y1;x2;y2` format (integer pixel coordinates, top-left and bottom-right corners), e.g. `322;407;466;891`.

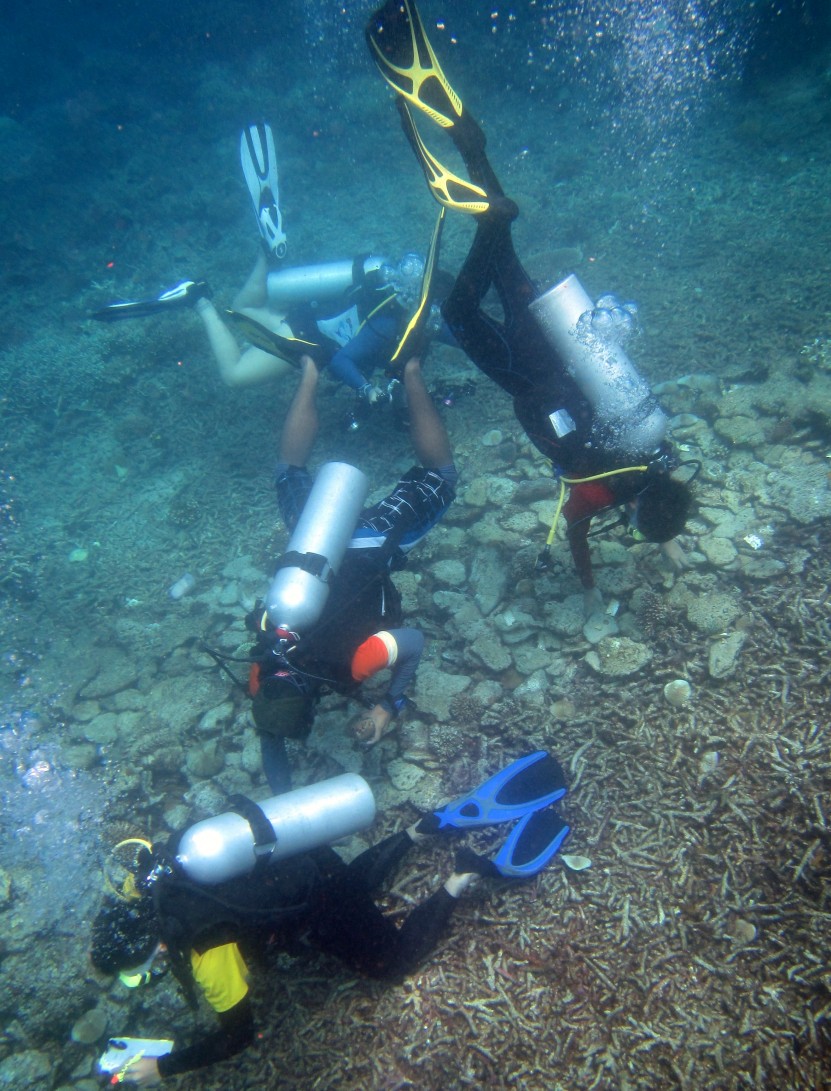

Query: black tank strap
226;794;278;870
274;550;334;584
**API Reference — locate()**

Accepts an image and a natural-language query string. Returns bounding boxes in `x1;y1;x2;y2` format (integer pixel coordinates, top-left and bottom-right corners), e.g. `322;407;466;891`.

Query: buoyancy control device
528;273;667;458
266;462;370;635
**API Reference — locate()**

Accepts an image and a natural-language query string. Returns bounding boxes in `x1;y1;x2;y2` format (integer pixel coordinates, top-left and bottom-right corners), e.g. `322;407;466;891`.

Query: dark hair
90;897;158;975
634;476;692;543
251;682;314;741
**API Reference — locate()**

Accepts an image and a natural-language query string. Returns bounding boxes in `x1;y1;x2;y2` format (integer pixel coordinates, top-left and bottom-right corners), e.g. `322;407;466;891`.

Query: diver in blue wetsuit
93;122;457;405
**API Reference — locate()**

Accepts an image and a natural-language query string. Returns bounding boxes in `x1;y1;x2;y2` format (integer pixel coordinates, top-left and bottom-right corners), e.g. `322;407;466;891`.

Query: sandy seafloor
1;2;830;1089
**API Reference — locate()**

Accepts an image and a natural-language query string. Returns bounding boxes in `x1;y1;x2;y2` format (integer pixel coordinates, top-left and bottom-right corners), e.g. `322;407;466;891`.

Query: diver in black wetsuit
366;1;694;611
90;824;467;1083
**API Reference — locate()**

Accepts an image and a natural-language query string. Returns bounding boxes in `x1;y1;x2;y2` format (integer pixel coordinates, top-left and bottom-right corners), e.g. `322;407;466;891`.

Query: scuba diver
92;121;457;411
366;2;695;616
90;753;570;1084
246;334;456;793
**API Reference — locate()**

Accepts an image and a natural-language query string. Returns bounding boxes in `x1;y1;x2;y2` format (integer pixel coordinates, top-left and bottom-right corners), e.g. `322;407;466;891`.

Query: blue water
1;1;829;1087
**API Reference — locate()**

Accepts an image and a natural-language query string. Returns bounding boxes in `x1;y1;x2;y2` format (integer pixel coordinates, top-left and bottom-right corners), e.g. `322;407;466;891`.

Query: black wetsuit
155;831;455;1078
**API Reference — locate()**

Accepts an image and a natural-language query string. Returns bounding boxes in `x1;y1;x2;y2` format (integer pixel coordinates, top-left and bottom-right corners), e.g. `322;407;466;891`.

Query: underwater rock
585;637;652;678
699;750;720;777
494;607;537;644
713;413;766;448
545;596;584;639
738;554;787;580
386;758;425;792
551;697;577;720
460;476;490;509
432;589;468;613
414;666;470;720
561;854;592;871
513;644;554;676
763;460;831;523
502;509;540;535
708;631;746;679
82;713;119;746
471;679;503;706
70;1005;108;1044
79;656;141;700
186;741;226;779
0;1049;52;1089
429;722;466;762
240;729;263;776
513;670;548;706
184;780;227;817
0;865;11;907
168;572;196;600
164;803;190;830
481;428;503;446
582;612;619;644
470;632;512;673
682;589;743;635
69;699;100;723
430;559;467;586
217;581;239;607
701;536;738;568
663;679;693;708
198;701;234;736
470;546;507;616
728;917;758;945
62;743;99;771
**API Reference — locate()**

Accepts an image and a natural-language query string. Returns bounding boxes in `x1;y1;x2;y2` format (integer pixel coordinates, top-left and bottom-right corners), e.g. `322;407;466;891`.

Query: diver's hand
359;382;385;405
661;539;689;571
350;704;392;747
583;587;605;620
115;1057;161;1086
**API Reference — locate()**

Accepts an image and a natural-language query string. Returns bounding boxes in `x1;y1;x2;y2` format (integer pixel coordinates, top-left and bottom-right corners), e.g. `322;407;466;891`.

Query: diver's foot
454;846;500;879
481;196;519;223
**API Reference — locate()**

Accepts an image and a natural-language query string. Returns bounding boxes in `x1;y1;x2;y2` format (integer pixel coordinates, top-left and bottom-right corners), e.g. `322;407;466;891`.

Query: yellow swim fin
389;206;446;369
366;0;463;129
225;310;318;367
398;102;489;215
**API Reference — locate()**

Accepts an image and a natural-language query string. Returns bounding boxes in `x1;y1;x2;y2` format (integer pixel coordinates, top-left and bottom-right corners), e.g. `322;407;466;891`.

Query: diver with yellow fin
367;1;695;613
91;120;458;413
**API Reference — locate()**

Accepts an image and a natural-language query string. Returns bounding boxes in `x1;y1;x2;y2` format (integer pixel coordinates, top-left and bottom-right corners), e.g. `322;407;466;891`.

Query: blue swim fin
455;808;570;880
419;751;566;834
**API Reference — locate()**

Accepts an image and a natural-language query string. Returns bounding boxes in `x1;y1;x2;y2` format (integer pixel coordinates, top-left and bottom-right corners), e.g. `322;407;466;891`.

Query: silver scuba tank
267;255;388;307
175;773;376;885
528;273;667;458
266;461;369;634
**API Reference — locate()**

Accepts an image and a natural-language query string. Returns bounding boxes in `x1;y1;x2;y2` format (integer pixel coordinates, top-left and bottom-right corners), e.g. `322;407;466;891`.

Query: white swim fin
240;122;287;260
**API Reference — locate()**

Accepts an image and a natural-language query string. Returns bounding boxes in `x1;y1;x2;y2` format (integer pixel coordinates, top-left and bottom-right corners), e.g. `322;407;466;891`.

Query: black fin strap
352;253;370;288
273;550;333;584
226;794;278;871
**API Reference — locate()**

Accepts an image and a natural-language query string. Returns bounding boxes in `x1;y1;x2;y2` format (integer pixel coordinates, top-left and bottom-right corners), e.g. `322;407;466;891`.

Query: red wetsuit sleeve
563;481;616;589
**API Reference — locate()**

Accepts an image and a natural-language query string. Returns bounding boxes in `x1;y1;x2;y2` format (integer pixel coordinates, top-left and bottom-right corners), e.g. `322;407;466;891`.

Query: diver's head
630;475;693;543
90;895;161;983
382;252;426;310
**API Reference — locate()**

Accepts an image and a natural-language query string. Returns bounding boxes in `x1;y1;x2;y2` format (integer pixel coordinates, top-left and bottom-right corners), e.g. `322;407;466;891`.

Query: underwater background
1;1;830;1088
